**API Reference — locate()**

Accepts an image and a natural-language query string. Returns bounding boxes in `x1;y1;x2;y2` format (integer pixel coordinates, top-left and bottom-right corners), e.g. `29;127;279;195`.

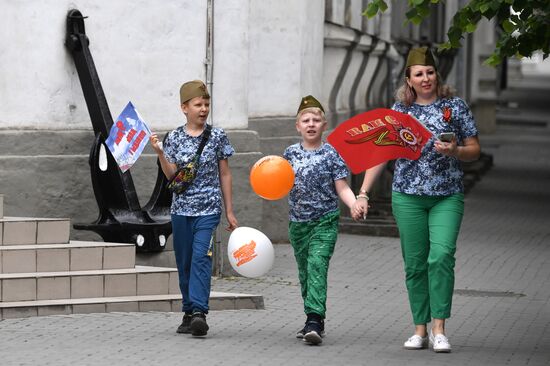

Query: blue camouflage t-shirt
163;124;234;216
392;97;478;196
283;142;349;222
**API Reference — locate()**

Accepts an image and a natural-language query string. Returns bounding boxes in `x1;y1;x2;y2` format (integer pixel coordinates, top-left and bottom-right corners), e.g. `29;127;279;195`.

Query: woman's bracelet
356;194;369;200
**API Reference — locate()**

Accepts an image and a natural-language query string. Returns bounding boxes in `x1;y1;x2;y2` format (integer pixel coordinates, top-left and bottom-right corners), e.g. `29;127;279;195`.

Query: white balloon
227;227;274;278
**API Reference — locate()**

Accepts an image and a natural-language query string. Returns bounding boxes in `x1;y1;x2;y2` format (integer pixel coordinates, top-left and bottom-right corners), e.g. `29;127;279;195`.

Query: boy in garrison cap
283;95;361;345
150;80;238;337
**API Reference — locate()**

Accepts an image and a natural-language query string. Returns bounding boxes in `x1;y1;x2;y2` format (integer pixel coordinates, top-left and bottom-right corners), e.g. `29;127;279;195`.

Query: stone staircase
0;194;263;320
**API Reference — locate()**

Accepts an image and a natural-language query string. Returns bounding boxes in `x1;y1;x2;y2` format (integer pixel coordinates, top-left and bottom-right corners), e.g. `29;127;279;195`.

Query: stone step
260;136;301;156
0;291;265;320
249;117;296;138
1;217;70;245
254;131;332;157
0;240;135;274
0;130;94;156
0;265;179;302
339;216;399;237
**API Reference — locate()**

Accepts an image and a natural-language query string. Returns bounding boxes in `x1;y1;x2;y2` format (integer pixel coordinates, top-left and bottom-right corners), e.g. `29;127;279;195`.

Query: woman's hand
436;136;481;162
434;138;458;158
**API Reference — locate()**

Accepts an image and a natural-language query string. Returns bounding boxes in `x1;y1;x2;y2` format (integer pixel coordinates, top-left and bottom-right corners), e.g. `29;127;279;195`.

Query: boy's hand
225;211;238;232
150;133;163;155
352;199;369;221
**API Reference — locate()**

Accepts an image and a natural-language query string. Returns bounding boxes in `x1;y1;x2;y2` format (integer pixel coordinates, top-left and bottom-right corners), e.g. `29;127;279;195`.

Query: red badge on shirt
442;107;452;122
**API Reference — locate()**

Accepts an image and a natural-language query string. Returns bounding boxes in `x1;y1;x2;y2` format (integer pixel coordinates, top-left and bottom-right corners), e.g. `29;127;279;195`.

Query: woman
353;47;480;352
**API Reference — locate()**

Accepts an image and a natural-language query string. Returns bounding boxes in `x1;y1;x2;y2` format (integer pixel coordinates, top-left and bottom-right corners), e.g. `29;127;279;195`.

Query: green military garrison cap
297;95;325;115
406;46;437;69
180;80;210;104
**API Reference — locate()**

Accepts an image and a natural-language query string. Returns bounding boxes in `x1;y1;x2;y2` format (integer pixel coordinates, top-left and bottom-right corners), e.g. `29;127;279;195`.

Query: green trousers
392;192;464;325
288;211;339;318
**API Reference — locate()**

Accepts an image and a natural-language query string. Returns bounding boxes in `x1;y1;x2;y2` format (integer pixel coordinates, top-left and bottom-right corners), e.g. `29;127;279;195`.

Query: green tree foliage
363;0;550;66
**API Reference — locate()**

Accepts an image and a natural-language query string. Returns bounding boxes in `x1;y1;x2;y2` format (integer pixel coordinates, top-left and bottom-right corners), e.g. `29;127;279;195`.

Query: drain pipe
206;0;224;276
206;0;214;125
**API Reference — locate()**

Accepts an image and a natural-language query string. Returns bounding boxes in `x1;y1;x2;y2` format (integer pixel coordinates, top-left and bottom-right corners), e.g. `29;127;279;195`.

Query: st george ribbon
105;101;151;173
327;108;433;174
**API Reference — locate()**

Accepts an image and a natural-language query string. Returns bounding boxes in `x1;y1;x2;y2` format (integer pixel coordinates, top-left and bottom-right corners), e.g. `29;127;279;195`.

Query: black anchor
65;9;172;252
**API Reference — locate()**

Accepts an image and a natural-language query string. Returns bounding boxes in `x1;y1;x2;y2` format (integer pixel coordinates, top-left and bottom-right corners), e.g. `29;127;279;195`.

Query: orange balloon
250;155;295;200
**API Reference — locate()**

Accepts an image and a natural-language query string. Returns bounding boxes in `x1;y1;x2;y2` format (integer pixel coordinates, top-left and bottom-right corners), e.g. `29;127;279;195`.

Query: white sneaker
429;330;452;353
403;334;428;349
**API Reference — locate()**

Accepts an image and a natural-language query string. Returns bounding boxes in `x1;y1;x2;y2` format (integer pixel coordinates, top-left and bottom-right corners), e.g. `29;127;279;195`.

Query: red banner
327;108;433;174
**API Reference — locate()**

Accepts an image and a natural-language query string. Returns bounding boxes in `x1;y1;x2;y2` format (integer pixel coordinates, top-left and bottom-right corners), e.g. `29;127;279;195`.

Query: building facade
0;0;498;273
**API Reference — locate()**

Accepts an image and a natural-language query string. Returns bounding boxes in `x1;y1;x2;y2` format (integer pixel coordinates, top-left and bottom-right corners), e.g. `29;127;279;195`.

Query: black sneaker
296;325;306;339
296;319;325;339
190;311;209;336
303;320;323;345
176;313;192;334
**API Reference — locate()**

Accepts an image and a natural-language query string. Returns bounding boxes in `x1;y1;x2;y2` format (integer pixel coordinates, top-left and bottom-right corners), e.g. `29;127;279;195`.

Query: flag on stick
327;108;433;174
105;101;151;172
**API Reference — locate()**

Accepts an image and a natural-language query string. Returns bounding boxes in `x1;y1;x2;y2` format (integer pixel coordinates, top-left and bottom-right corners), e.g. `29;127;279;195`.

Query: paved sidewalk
1;89;549;365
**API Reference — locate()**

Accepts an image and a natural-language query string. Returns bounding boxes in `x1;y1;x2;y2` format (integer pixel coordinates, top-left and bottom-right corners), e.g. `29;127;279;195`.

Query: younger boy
283;95;359;345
